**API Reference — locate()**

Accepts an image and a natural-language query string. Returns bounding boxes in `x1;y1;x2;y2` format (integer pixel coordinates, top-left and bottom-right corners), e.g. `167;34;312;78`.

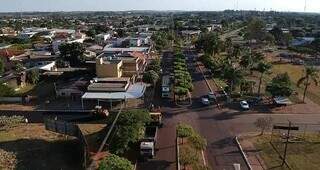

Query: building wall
96;58;123;78
122;60;138;77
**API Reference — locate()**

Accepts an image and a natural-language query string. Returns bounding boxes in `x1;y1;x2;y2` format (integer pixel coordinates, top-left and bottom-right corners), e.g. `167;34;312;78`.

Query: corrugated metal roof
82;83;146;100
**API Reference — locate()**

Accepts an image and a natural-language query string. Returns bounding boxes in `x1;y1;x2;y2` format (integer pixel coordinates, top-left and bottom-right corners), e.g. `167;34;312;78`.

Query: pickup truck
140;126;158;159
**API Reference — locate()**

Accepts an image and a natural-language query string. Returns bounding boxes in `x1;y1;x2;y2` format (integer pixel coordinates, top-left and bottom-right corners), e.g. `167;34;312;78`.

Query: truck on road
140;126;158;159
162;75;171;98
149;112;163;127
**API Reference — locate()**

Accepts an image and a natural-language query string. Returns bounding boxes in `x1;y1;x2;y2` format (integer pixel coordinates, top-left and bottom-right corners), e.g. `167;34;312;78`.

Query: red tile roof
0;49;24;58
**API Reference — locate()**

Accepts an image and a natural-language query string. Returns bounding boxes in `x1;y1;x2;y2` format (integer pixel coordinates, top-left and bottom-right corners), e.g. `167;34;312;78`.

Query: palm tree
222;66;244;96
256;62;272;95
297;67;320;102
225;37;232;51
239;52;253;71
251;52;264;65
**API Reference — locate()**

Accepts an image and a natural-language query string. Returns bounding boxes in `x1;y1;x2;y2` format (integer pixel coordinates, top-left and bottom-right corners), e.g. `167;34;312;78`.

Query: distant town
0;10;320;170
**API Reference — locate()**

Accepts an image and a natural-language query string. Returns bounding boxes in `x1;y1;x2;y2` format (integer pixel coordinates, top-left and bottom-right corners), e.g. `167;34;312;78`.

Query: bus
162;75;170;98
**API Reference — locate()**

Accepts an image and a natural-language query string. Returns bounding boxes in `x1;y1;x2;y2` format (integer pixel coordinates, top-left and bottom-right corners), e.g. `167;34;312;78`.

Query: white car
240;101;250;110
201;97;210;105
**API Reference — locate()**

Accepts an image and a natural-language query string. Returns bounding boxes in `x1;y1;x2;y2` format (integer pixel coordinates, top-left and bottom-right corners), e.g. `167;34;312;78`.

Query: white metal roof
82;83;146;100
103;46;149;52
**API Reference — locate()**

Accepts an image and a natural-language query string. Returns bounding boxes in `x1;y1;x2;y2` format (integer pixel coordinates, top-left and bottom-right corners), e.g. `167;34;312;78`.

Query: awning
274;96;293;105
82;83;146;100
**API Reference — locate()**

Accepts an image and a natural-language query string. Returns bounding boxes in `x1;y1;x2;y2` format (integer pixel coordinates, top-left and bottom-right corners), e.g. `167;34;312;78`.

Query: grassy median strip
176;123;209;170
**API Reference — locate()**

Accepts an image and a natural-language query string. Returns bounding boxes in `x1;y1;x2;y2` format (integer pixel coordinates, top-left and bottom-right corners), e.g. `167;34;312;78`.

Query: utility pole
304;0;307;12
281;120;291;167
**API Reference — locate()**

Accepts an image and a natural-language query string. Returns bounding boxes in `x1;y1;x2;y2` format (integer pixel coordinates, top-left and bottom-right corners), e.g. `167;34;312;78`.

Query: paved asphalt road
137;50;320;170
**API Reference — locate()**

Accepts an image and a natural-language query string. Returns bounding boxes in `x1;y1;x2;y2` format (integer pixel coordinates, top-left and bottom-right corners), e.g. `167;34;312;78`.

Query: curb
234;136;252;170
197;62;213;92
176;137;181;170
197;62;222;109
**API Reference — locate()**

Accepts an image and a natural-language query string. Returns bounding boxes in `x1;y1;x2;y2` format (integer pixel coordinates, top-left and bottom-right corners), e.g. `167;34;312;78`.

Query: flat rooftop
93;77;130;82
88;83;128;92
103;47;150;53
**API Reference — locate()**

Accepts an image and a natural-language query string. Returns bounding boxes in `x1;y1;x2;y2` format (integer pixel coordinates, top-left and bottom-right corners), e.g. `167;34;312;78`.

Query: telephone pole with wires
304;0;307;12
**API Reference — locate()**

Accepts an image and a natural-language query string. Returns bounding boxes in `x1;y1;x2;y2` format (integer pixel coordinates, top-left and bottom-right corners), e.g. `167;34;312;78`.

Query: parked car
208;92;216;100
240;100;250;110
248;97;262;105
201;97;210;105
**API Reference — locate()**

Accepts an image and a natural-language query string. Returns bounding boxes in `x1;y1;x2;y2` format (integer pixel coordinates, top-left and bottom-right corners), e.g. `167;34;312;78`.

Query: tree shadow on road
210;137;236;149
137;160;174;170
198;111;245;121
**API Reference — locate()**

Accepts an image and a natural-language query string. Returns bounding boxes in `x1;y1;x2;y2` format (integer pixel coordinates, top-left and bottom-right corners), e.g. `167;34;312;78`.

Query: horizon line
0;9;319;14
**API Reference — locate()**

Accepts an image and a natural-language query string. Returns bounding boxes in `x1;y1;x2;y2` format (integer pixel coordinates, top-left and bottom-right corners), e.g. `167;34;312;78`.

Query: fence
0;97;23;103
44;119;89;169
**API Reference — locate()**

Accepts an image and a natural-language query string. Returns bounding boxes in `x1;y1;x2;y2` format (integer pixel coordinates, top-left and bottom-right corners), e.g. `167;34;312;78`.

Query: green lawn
14;84;35;96
271;63;320;105
252;134;320;170
178;139;205;170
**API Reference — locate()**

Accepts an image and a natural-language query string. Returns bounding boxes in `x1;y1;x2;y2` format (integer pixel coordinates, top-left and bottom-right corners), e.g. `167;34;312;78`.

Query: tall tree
222;66;244;96
239;51;253;70
297;67;319;102
224;37;232;52
195;32;220;56
14;62;24;73
142;70;159;86
270;26;284;45
256;62;272;95
266;73;293;97
108;109;151;154
245;17;266;42
26;69;40;84
59;42;85;67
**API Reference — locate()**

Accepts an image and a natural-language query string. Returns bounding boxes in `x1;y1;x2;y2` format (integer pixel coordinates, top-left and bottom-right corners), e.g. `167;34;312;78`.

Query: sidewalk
196;61;221;93
238;134;266;170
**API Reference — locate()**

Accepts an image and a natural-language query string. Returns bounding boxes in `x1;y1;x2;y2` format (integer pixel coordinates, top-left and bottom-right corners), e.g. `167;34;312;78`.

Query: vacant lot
271;63;320;105
251;134;320;170
0;124;82;170
0;123;106;170
264;52;320;106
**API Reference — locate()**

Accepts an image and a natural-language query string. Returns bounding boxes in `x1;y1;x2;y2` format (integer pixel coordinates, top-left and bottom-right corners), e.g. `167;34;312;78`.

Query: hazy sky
1;0;319;13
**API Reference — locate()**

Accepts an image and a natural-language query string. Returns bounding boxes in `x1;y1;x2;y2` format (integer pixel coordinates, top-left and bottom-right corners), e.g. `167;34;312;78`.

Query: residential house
95;33;112;44
96;57;123;78
129;38;142;47
55;77;88;98
18;27;48;39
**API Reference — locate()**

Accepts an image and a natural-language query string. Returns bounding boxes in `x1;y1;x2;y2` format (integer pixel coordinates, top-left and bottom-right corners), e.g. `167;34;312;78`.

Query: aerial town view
1;0;320;170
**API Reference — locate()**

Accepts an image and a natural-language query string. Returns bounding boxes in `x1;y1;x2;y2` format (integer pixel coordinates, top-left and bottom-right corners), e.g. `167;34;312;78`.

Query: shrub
188;134;207;151
99;154;134;170
0;84;15;97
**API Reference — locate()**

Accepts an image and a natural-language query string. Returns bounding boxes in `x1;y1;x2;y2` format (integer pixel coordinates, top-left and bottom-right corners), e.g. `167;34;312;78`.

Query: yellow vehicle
149;112;163;127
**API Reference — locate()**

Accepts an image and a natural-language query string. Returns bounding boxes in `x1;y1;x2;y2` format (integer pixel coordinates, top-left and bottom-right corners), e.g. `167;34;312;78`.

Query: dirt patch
0;124;83;170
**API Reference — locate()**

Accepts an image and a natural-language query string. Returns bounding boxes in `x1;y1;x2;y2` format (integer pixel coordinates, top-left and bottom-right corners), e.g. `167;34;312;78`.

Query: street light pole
282;120;291;167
